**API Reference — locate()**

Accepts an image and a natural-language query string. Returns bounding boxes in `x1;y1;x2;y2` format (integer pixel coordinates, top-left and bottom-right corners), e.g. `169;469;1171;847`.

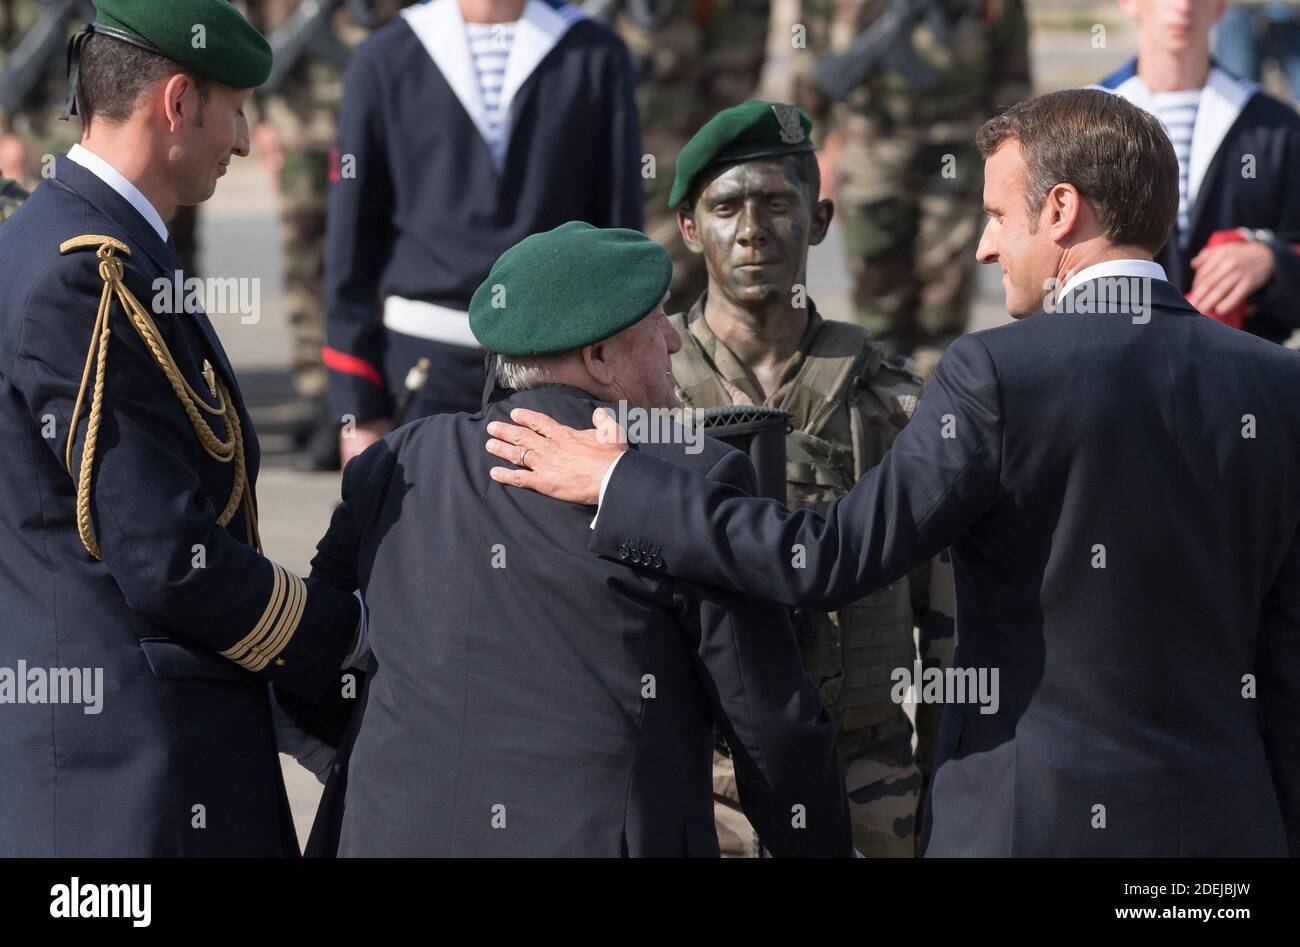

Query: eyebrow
704;184;802;208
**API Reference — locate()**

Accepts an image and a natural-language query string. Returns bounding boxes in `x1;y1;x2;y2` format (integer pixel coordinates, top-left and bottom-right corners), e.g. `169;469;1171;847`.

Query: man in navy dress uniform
0;0;360;856
486;90;1300;857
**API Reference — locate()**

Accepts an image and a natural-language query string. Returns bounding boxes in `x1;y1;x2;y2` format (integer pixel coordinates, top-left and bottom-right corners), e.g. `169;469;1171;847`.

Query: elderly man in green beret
302;221;852;857
0;0;362;855
489;102;957;858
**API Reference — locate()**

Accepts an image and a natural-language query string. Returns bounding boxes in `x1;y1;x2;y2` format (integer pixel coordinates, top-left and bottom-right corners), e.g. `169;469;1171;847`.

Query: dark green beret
91;0;271;89
470;222;672;357
669;100;816;209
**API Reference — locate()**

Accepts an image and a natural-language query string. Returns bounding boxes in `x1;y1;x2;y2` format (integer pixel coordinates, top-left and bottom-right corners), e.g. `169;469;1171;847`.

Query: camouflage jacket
776;0;1032;141
669;295;955;749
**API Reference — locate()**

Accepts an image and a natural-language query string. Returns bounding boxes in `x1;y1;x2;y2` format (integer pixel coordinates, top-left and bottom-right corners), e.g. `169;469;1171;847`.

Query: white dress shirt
1057;258;1168;300
67;143;170;243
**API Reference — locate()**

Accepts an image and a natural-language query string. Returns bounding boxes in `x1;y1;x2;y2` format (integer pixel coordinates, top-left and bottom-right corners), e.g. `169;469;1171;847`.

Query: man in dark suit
485;90;1300;857
0;1;360;856
309;222;851;857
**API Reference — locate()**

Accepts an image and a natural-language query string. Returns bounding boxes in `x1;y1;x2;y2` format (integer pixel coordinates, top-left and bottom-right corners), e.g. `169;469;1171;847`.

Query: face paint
692;158;814;309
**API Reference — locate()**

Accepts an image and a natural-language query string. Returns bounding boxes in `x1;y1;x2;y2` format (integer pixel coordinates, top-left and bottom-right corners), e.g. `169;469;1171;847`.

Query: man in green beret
0;0;363;855
302;221;852;857
498;103;957;857
668;101;957;858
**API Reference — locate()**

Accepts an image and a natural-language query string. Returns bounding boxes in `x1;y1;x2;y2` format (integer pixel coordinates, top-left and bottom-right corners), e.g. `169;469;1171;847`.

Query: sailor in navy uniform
0;1;360;856
323;0;644;466
1097;45;1300;343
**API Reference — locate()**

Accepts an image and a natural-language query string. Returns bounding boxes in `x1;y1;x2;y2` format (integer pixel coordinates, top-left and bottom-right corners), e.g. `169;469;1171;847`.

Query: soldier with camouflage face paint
604;0;771;313
777;0;1031;377
665;101;955;856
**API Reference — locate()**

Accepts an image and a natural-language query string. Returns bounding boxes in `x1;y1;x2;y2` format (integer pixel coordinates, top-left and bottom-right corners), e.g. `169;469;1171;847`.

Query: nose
663;315;682;355
735;199;766;248
232;112;251;158
975;218;998;265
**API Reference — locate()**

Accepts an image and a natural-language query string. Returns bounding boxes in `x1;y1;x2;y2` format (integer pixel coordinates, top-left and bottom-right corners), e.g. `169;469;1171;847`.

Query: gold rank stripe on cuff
219;563;307;672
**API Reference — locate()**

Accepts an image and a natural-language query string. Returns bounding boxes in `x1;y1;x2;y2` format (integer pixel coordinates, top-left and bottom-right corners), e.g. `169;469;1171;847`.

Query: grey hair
491;353;554;391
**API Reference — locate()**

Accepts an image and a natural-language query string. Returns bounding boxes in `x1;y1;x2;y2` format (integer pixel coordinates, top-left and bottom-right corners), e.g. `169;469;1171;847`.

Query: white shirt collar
67;143;170;244
1058;259;1168;301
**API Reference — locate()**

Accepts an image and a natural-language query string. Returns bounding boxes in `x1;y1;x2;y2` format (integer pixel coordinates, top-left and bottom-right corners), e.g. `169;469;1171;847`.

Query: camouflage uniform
781;0;1031;374
671;296;956;856
609;0;770;311
0;174;27;222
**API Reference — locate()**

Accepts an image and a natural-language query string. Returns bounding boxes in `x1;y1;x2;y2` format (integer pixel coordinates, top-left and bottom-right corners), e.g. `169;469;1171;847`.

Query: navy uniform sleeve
1250;122;1300;329
672;448;852;857
324;45;397;424
14;249;357;701
1259;520;1300;856
590;333;1003;611
591;36;644;231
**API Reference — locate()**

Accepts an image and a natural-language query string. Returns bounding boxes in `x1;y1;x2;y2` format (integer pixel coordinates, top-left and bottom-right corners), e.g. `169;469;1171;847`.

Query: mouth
735;261;778;272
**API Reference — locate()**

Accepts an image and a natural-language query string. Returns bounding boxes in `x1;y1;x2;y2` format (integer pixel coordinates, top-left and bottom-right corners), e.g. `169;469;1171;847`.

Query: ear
1044;182;1083;244
161;74;193;133
808;197;834;246
582;341;614;387
677;206;703;253
1116;0;1137;21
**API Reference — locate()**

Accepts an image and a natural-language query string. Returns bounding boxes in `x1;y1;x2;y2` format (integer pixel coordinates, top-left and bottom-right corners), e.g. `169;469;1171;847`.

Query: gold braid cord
59;236;260;560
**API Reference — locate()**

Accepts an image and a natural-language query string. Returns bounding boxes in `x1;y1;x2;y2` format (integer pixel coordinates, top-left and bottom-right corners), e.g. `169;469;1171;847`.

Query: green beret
470;222;672;357
669;100;816;209
91;0;271;89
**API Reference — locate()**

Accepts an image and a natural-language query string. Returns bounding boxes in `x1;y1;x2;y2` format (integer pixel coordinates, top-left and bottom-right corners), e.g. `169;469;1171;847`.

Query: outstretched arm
486;334;1003;610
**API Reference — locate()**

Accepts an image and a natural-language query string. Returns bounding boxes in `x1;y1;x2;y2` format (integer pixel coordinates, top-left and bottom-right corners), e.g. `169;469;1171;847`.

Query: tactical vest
671;313;919;734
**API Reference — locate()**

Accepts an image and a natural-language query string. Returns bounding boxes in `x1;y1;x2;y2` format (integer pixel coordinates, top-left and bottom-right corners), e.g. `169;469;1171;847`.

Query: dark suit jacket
309;384;851;857
0;157;356;855
591;278;1300;857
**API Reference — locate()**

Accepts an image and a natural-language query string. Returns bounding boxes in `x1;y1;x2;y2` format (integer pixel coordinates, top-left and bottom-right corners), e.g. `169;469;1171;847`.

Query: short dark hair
78;32;210;126
975;88;1178;254
684;150;822;214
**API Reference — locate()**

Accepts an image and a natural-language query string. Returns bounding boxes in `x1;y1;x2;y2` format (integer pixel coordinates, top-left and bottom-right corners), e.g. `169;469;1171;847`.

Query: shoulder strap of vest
668;312;731;409
791;319;883;438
